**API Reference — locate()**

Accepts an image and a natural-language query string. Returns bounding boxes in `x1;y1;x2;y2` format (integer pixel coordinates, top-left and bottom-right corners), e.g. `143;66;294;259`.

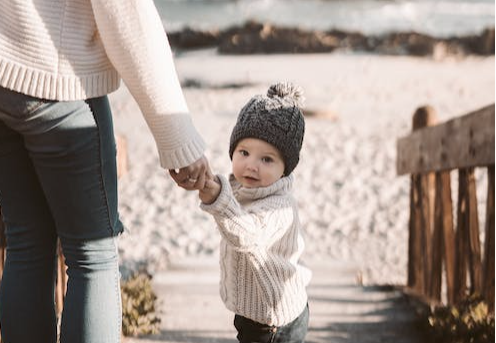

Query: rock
480;28;495;54
377;32;438;56
326;29;370;51
218;21;339;54
168;27;220;50
456;27;495;55
167;22;495;57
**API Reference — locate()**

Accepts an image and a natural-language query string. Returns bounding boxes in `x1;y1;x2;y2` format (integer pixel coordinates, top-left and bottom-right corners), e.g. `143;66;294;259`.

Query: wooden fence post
398;104;494;310
431;171;455;302
466;168;482;294
408;106;437;293
409;175;423;290
455;169;469;302
482;166;495;311
455;168;483;302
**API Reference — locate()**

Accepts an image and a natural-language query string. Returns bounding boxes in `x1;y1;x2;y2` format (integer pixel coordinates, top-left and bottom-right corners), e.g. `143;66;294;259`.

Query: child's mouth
244;176;259;182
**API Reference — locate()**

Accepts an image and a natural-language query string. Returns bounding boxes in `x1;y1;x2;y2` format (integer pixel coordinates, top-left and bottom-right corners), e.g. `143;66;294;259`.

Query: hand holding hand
169;155;212;191
199;175;221;204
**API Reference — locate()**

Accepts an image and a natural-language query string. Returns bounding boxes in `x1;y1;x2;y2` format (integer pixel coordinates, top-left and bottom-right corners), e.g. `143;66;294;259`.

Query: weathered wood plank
408;175;424;290
431;173;444;300
397;105;495;175
440;172;456;305
408;107;438;291
482;166;494;311
409;174;434;293
454;169;469;303
466;168;482;294
431;171;455;302
420;174;433;295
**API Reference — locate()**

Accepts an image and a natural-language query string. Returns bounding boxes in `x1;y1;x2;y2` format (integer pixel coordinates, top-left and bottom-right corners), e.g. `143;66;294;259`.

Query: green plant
121;272;161;337
421;294;494;343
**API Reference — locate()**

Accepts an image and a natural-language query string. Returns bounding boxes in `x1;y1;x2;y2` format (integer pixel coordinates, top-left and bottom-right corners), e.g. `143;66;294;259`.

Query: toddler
199;82;311;343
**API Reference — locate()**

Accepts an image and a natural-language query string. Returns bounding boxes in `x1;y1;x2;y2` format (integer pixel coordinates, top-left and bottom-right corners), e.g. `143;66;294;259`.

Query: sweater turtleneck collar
228;173;293;202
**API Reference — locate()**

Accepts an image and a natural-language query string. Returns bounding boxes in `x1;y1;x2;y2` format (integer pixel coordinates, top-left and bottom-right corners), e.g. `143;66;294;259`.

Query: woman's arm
90;0;205;169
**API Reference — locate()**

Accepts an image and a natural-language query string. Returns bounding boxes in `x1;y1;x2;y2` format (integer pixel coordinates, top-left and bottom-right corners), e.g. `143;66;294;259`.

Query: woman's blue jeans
0;86;123;343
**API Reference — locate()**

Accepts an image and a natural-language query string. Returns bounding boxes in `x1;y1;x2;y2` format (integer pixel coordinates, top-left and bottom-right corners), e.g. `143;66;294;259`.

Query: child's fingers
205;179;217;188
206;168;215;181
195;171;206;190
206;178;221;190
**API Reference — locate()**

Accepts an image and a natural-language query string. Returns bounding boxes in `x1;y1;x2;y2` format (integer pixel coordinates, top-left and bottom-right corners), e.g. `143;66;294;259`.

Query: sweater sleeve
90;0;205;169
200;175;295;251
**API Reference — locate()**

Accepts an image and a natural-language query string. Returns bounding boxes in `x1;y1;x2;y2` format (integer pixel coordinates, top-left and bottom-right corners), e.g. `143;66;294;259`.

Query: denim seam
117;271;121;340
86;99;114;236
114;238;122;341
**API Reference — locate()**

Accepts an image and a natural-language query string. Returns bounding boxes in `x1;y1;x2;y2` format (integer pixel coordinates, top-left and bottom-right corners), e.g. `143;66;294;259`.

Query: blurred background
114;0;495;287
155;0;494;37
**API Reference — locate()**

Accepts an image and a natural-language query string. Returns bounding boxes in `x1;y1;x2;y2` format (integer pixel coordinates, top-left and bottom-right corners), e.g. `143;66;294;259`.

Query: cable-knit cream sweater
201;174;311;326
0;0;205;169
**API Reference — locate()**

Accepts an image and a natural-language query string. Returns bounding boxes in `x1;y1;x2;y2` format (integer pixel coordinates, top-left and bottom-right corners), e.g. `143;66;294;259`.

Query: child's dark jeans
234;304;309;343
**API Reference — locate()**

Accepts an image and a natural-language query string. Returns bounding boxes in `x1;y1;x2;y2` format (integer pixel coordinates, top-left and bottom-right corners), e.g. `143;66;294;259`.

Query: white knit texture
0;0;205;169
201;174;311;326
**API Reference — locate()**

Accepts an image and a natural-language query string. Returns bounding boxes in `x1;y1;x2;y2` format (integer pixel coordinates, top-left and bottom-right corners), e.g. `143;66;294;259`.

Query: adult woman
0;1;209;342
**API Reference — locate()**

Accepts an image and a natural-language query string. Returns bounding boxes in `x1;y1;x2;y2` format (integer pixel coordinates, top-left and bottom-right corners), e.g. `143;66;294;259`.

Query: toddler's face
232;138;285;188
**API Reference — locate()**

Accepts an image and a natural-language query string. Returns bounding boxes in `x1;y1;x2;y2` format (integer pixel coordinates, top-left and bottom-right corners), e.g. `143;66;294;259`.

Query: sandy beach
110;51;495;285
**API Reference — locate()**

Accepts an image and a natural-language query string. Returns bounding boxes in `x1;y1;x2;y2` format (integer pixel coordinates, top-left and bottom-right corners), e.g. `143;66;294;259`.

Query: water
155;0;494;37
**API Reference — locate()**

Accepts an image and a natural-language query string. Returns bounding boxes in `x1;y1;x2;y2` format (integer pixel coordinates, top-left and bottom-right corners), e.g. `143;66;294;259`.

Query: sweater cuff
200;175;233;215
147;113;206;170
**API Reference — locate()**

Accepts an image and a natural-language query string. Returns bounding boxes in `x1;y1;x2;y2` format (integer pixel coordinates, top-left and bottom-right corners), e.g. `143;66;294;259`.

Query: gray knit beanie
229;82;305;176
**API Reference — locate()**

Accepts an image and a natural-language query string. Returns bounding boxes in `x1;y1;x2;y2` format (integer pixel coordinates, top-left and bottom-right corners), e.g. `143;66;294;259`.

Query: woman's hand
169;155;213;191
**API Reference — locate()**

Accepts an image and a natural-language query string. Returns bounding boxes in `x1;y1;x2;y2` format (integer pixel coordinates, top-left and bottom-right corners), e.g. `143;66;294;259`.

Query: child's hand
199;175;221;205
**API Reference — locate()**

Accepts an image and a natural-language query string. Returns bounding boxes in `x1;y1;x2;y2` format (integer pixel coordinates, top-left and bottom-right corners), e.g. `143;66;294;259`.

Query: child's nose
246;159;259;171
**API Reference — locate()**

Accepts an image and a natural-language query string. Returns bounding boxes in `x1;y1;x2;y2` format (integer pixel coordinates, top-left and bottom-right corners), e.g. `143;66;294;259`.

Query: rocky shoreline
168;21;495;57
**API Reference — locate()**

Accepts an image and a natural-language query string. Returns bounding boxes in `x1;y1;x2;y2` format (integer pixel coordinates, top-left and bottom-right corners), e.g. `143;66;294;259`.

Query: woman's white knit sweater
201;174;311;326
0;0;205;169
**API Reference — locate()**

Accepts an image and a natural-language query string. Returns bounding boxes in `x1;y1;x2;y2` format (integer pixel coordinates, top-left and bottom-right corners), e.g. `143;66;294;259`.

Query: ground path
122;257;423;343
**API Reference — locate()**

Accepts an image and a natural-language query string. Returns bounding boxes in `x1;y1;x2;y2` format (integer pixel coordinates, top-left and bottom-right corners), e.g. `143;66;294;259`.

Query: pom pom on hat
267;82;305;107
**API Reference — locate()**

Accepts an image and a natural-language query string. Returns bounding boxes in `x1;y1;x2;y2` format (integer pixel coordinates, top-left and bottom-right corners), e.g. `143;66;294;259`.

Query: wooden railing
397;104;495;311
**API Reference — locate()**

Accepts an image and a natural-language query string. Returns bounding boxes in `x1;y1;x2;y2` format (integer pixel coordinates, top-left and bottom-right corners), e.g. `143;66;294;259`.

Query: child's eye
262;157;273;163
239;150;249;156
